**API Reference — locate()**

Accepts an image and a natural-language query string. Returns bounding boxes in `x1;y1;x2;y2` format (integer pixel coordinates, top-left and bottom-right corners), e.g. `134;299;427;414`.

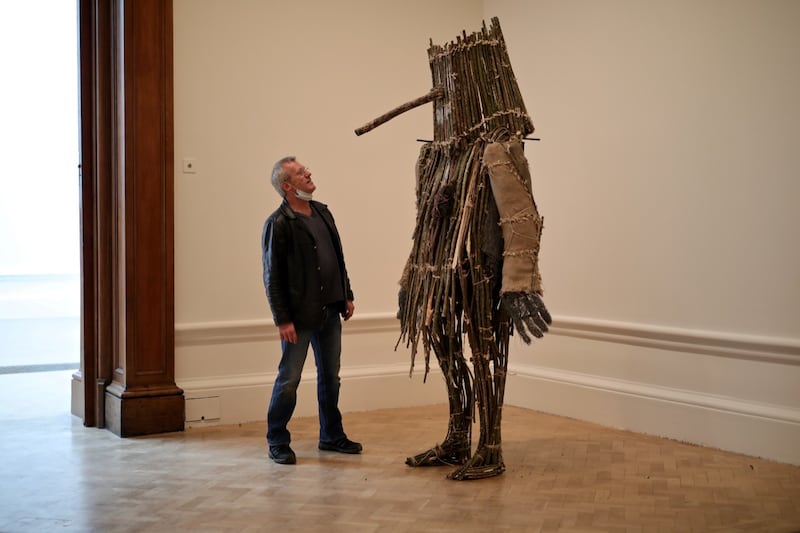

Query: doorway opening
0;2;80;419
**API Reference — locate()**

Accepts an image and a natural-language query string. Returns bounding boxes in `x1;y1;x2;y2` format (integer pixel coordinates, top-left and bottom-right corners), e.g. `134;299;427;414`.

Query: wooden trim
79;0;182;435
78;0;118;429
78;0;95;427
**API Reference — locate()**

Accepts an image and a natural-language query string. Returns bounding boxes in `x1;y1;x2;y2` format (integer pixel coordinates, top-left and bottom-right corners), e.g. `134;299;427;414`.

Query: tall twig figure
356;17;551;480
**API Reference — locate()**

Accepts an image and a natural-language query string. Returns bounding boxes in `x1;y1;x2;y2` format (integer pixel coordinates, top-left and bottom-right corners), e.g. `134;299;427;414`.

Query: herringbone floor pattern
1;404;798;532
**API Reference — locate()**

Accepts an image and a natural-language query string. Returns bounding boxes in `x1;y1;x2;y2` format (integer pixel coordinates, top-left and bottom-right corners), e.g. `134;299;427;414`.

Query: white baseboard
176;313;800;465
179;362;444;429
177;312;444;428
506;315;800;465
505;363;800;465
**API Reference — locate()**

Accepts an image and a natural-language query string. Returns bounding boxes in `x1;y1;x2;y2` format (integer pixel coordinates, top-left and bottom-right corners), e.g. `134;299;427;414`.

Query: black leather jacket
262;200;354;330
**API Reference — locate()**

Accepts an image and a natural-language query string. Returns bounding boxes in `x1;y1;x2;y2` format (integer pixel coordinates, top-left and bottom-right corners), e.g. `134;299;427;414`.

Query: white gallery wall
173;0;800;464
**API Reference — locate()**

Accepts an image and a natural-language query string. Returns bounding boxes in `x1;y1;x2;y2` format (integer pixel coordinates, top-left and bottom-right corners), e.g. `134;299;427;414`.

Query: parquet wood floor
1;404;799;532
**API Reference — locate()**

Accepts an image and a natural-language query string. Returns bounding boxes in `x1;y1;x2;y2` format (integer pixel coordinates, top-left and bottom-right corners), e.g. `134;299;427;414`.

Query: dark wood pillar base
105;384;184;437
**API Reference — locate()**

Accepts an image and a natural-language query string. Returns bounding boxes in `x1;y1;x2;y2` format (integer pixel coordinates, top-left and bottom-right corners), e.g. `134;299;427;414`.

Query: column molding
77;0;183;436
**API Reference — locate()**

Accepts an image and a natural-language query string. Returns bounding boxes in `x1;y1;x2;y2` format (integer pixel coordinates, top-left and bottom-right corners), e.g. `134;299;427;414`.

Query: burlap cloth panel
483;139;543;295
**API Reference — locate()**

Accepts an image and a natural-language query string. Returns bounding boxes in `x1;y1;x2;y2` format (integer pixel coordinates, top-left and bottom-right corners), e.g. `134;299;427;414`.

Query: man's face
282;160;316;197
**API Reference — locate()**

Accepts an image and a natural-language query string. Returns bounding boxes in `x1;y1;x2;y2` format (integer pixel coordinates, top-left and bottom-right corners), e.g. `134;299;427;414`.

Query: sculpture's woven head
428;17;534;144
354;18;533;142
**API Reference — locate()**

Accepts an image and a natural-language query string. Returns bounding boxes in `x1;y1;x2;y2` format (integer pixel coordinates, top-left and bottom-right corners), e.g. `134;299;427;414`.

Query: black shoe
319;437;363;454
268;444;296;464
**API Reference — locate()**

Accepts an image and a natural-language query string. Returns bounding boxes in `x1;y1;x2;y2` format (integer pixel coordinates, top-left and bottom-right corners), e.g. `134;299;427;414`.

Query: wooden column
78;0;183;436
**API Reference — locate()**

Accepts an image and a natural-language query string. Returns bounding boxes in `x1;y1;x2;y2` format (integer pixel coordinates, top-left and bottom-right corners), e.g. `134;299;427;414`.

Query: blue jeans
267;308;345;446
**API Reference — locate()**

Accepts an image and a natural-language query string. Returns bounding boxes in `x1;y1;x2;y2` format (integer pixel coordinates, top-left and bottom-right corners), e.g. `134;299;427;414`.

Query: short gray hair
270;155;296;197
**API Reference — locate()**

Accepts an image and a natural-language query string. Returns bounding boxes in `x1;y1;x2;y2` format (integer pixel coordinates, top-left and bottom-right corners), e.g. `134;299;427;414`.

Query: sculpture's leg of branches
406;326;473;467
448;266;508;480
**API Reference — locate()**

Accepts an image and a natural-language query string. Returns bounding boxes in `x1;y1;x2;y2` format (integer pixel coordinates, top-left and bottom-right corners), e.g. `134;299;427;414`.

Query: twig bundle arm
355;17;551;481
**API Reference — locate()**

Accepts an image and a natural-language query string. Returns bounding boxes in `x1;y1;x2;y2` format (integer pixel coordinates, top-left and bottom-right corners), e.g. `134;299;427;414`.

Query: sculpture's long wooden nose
354;87;444;136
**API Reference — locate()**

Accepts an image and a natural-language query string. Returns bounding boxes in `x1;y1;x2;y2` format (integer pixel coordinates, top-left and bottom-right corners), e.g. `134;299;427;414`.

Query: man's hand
501;292;552;344
342;300;355;321
278;322;297;344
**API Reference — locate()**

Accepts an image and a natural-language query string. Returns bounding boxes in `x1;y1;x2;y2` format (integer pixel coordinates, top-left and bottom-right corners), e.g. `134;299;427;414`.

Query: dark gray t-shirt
297;208;345;306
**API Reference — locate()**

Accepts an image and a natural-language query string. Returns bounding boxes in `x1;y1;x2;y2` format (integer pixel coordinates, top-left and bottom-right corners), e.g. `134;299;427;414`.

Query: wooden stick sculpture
355;17;551;480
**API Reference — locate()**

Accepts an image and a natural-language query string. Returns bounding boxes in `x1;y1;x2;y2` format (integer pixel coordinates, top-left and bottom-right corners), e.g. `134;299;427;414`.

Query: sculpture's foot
405;440;470;467
447;445;504;480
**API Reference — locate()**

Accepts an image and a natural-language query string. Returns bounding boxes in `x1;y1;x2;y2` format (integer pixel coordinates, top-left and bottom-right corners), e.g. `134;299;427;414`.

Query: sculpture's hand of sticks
484;138;552;344
501;291;551;343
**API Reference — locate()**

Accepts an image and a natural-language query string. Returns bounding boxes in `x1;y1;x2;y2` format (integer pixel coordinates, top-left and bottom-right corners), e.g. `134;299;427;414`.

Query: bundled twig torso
397;18;535;378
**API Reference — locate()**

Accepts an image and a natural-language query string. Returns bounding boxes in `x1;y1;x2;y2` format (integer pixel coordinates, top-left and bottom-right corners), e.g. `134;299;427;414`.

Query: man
261;156;361;465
